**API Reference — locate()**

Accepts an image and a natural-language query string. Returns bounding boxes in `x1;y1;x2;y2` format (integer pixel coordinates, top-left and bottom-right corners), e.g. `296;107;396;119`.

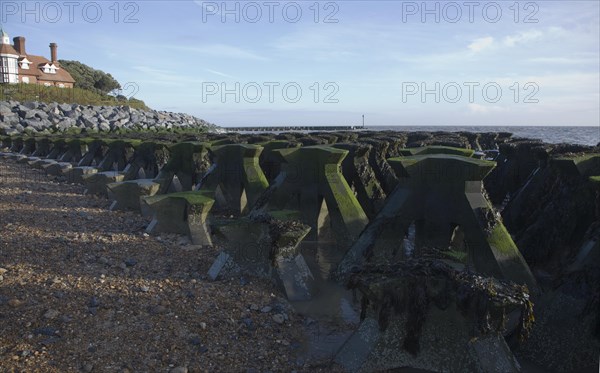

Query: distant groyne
224;125;363;132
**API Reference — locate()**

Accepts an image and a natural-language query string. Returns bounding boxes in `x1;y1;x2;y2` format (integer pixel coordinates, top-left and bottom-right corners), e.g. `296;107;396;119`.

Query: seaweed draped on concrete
337;259;532;372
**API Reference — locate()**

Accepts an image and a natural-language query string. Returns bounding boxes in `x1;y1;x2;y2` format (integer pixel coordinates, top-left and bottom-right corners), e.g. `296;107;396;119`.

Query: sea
366;126;600;146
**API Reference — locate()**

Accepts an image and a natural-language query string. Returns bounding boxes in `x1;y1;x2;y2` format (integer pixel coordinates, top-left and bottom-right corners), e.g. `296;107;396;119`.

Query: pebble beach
0;159;342;372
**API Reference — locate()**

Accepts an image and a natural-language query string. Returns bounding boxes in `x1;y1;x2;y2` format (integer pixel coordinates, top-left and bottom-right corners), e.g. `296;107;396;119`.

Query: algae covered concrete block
143;191;215;246
107;179;160;212
31;159;57;169
337;260;530;372
208;214;315;301
83;171;125;197
64;166;98;184
43;161;73;176
201;144;269;215
254;146;369;280
338;153;537;292
158;142;211;193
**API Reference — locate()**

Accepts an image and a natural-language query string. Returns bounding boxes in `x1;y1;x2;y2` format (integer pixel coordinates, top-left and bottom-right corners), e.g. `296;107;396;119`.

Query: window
22;77;29;84
58;83;64;88
44;82;51;87
21;62;29;69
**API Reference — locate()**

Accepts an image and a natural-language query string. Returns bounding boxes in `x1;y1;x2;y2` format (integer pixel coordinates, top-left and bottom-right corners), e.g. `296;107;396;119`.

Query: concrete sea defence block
107;179;161;212
43;161;73;176
82;171;125;197
338;153;537;292
158;141;211;193
201;144;269;215
337;260;531;372
142;191;215;246
208;214;314;301
64;166;98;184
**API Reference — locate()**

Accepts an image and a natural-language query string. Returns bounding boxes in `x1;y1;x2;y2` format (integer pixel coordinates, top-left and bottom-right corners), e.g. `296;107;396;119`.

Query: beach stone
169;367;187;373
43;309;60;320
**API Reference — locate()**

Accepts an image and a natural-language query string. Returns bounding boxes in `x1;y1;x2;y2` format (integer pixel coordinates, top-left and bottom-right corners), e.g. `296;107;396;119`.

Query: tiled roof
19;54;75;83
0;43;19;56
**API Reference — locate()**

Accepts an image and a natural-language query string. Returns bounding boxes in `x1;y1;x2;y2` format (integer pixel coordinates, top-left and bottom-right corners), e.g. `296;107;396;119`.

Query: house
0;28;75;88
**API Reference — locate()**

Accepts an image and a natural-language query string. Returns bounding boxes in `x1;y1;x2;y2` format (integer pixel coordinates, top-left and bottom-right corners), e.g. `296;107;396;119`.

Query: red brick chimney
49;43;57;63
13;36;25;55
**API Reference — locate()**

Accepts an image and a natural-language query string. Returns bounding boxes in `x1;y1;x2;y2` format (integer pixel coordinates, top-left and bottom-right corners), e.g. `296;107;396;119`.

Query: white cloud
169;44;268;61
205;68;234;79
468;37;494;53
503;30;543;47
467;103;506;114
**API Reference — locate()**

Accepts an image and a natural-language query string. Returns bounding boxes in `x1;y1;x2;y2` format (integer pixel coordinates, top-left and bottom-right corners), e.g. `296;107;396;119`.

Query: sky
1;0;599;127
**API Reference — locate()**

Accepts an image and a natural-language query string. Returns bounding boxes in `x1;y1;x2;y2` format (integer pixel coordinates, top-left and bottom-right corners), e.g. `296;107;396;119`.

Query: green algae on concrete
394;145;475;158
553;153;600;177
143;191;215;246
338;153;537;292
62;140;110;183
9;136;23;153
21;137;37;155
0;136;11;150
257;140;301;182
333;143;386;219
157;142;211;193
106;141;211;209
201;144;269;215
265;145;368;246
83;171;125;197
107;179;161;211
81;141;138;196
57;139;89;163
104;141;171;210
251;145;369;281
123;141;170;180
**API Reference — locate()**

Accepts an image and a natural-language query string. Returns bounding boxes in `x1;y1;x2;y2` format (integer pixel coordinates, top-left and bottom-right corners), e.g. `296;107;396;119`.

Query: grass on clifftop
0;83;149;110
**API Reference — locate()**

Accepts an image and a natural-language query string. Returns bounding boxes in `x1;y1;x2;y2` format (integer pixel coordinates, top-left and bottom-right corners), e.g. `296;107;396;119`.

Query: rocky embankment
0;101;217;135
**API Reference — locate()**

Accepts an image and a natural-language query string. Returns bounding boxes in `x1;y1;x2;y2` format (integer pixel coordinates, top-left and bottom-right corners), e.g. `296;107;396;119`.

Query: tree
58;60;121;95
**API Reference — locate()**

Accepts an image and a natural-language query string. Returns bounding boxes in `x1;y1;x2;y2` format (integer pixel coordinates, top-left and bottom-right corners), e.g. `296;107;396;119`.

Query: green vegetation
441;249;468;263
58;60;120;95
488;223;518;256
590;176;600;184
169;191;215;205
0;83;148;110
